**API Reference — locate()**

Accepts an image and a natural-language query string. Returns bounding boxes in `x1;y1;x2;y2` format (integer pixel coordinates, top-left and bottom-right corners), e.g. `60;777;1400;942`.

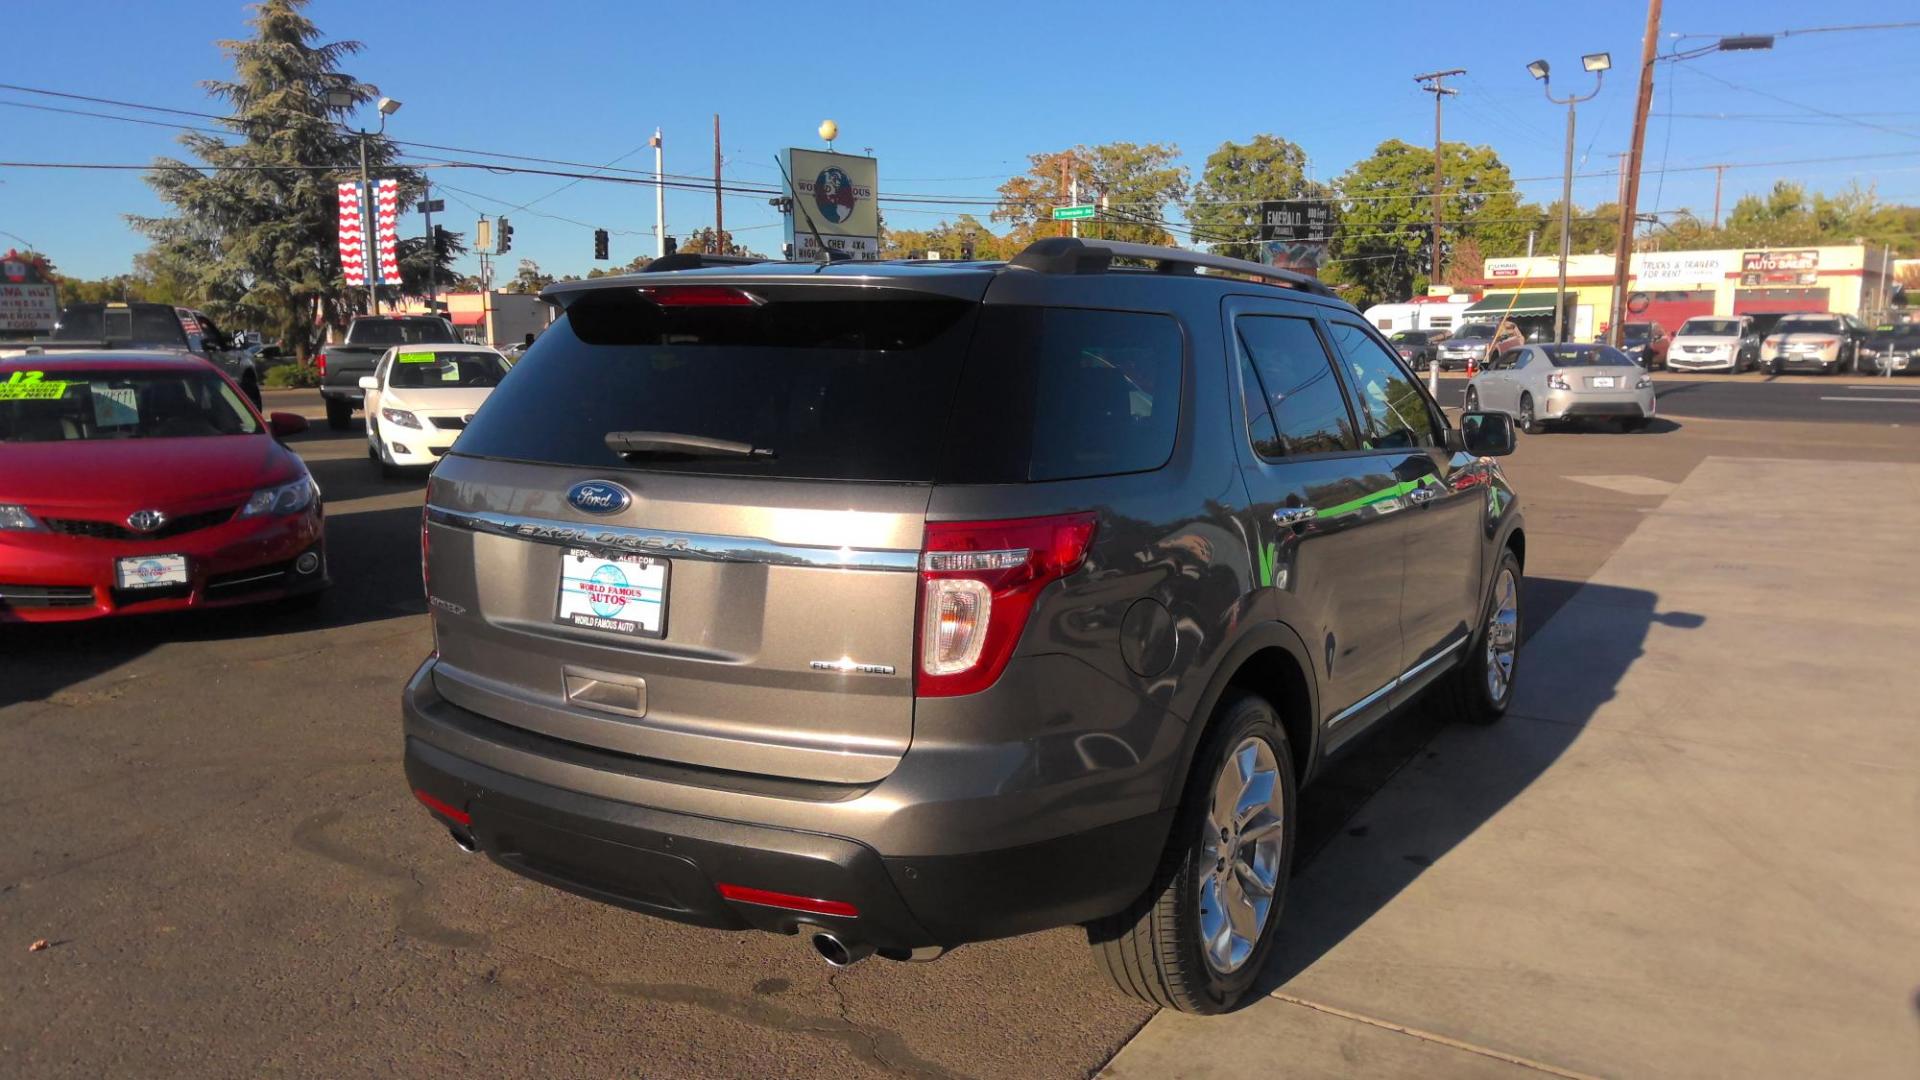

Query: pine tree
131;0;456;359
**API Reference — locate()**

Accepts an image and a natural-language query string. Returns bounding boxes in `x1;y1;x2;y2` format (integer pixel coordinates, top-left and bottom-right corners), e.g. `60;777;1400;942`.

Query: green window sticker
397;351;438;364
0;370;71;400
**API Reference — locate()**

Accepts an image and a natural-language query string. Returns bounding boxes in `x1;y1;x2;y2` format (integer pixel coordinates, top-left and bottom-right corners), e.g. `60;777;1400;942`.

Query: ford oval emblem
566;480;632;516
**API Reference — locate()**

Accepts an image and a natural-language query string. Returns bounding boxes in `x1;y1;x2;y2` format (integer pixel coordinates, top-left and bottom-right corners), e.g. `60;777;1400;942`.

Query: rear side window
1235;315;1355;458
52;305;185;347
956;307;1182;482
1325;322;1442;451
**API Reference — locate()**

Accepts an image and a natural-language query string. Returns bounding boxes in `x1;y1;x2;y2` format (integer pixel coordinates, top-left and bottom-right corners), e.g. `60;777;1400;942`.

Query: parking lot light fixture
1528;59;1551;81
1532;55;1608;345
1582;52;1612;72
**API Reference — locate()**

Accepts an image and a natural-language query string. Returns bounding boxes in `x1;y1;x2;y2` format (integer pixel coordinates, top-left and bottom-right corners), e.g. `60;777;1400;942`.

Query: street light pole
357;130;375;315
1529;55;1609;344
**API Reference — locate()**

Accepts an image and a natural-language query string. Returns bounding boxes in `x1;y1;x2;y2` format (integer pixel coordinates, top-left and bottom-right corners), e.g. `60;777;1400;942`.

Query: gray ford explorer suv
402;238;1525;1014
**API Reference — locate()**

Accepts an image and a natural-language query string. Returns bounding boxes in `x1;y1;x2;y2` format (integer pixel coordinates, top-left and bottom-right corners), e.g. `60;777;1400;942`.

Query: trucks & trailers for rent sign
785;148;879;261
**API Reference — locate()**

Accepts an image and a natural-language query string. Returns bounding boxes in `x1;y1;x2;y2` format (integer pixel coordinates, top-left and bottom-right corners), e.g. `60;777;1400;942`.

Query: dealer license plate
1590;375;1616;388
116;554;188;589
555;548;668;637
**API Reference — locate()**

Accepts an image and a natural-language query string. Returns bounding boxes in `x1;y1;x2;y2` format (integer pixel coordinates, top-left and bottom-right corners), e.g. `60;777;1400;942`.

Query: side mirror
268;412;309;438
1459;411;1516;456
357;375;379;391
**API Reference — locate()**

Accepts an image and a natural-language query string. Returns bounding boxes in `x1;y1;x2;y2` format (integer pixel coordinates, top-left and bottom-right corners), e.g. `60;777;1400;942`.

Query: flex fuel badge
0;371;70;400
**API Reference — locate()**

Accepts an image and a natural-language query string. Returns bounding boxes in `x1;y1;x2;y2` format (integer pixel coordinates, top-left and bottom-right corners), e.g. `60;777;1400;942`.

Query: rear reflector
716;883;859;918
413;788;470;825
636;285;763;308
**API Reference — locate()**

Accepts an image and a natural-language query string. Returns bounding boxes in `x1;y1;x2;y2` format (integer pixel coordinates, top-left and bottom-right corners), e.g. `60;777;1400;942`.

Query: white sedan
358;344;512;474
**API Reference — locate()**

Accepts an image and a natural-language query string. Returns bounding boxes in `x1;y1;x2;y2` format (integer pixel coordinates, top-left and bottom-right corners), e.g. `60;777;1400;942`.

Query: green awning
1463;292;1564;317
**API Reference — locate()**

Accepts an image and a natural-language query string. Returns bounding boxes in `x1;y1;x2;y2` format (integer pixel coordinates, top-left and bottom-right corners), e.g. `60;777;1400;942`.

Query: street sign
1258;200;1333;243
416;199;445;214
1051;205;1096;221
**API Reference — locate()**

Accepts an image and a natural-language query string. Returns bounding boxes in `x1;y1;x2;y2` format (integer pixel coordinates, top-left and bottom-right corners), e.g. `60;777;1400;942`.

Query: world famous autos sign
784;148;879;261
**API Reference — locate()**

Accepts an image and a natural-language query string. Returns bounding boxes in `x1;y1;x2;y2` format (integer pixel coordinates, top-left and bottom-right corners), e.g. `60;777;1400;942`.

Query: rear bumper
401;659;1172;950
1766;352;1839;372
1543;388;1655;420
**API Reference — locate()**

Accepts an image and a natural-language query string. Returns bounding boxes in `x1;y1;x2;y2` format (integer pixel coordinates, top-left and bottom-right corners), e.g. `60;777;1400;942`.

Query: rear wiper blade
604;430;773;459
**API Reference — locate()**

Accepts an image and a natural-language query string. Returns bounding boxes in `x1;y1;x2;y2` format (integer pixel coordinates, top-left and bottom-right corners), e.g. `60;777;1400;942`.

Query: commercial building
1464;244;1898;339
391;292;554;347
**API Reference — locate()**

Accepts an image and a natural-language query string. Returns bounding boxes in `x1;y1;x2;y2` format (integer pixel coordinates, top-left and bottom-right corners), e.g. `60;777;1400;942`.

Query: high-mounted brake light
916;512;1097;698
716;883;859;918
636;285;764;308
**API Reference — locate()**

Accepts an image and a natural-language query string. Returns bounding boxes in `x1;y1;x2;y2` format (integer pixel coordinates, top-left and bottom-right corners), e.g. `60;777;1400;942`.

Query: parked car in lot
1388;328;1446;370
317;314;460;430
402;237;1525;1015
0;352;325;622
1859;324;1920;375
1433;320;1499;370
0;301;264;406
1619;322;1671;370
1667;316;1759;373
1464;342;1655;433
359;344;512;475
1761;313;1870;375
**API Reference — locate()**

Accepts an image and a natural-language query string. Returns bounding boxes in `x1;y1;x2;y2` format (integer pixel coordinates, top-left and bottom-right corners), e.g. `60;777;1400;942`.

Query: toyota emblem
127;509;167;533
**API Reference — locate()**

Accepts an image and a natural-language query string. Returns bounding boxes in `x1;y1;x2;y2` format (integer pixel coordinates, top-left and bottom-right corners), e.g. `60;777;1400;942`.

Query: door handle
1407;486;1438;507
1273;506;1317;526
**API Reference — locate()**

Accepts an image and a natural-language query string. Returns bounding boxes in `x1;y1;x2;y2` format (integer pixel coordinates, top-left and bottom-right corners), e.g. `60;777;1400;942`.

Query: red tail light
637;285;763;307
413;788;469;825
716;883;858;918
315;352;328;376
916;512;1097;698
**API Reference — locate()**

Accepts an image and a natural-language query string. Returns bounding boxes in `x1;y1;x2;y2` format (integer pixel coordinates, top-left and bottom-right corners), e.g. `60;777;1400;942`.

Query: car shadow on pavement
1255;577;1706;1003
0;500;431;708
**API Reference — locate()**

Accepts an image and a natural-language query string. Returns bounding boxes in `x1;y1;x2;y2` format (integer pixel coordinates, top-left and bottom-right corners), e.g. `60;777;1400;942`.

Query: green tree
130;0;424;361
1187;134;1327;255
676;227;763;258
995;143;1189;248
503;258;554;294
1327;139;1527;308
880;214;1007;260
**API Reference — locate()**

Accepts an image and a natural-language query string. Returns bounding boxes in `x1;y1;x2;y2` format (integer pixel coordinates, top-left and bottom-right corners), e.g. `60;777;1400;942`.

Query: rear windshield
0;367;259;441
1541;346;1636;367
51;305;184;347
348;318;454;346
389;351;509;389
1679;319;1738;336
1775;318;1840;334
452;292;1183;483
1622;325;1655;341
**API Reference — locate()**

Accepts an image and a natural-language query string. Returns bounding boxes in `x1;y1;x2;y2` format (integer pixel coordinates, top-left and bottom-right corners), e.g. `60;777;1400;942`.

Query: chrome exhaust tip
448;826;479;854
811;932;874;968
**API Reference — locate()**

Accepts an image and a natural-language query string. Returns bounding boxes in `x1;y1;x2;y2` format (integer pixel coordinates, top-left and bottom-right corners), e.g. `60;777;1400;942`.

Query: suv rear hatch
423;271;996;784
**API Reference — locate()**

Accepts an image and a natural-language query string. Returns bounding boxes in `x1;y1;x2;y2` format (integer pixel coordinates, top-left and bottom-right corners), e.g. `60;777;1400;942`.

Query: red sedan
0;352;327;622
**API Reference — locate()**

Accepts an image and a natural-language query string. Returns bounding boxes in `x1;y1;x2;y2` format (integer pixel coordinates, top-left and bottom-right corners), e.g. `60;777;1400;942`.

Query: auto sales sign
783;148;880;261
0;249;58;334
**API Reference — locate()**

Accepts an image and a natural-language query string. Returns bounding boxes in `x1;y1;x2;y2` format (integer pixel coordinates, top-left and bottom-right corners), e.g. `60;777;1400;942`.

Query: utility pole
421;177;435;311
1070;171;1080;240
1414;69;1464;287
651;128;665;259
357;131;377;315
1711;164;1726;228
1609;0;1662;348
1059;154;1071;238
713;115;724;253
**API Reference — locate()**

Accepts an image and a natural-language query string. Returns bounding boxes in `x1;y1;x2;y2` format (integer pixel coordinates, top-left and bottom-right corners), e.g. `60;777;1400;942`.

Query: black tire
325;398;353;431
1518;393;1545;435
1620;416;1651;432
1433;549;1522;726
1088;691;1297;1015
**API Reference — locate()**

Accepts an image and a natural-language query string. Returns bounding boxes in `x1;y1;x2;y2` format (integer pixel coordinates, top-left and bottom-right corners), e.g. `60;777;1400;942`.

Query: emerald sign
1051;205;1096;221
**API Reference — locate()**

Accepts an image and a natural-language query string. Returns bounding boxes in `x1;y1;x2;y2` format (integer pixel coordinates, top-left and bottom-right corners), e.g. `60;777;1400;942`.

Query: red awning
449;310;484;327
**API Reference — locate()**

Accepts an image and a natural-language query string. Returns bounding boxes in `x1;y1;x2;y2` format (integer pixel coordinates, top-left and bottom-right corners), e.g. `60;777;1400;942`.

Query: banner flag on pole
337;182;367;287
374;178;402;285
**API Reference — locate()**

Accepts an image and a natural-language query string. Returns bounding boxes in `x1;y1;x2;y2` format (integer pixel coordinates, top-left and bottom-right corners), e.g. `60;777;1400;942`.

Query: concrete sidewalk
1105;458;1920;1078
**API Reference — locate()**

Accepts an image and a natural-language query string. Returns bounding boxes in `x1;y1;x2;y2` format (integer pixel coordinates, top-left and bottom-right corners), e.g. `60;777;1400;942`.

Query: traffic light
496;217;513;254
961;235;975;260
663;236;678;257
432;224;449;248
593;229;609;260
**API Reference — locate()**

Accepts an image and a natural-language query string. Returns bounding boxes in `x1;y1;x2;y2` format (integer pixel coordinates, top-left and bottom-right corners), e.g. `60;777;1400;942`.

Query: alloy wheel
1197;737;1286;975
1485;567;1519;702
1518;396;1535;432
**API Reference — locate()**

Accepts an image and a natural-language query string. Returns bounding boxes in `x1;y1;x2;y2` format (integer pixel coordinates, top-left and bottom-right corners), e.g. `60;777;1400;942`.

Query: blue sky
4;0;1919;280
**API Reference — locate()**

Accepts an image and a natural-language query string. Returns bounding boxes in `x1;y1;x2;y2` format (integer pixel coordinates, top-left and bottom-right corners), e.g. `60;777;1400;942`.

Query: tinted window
455;293;978;481
1541;346;1638;367
1326;322;1441;450
959;307;1183;482
1776;318;1840;334
348;318;455;346
1680;319;1739;336
1450;323;1495;340
51;305;185;347
1236;315;1355;458
388;351;510;389
0;367;259;442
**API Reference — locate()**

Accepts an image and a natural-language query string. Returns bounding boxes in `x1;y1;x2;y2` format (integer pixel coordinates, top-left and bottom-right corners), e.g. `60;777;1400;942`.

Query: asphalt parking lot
3;383;1916;1078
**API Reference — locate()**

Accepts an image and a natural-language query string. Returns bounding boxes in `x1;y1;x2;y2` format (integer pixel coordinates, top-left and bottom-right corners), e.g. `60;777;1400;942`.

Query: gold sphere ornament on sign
818;120;838;143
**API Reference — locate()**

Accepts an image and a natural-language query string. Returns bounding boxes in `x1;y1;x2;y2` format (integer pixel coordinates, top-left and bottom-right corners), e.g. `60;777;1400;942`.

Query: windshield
0;368;261;442
1389;331;1432;344
1451;323;1496;340
51;305;185;347
348;318;453;346
388;351;510;390
1679;319;1739;336
1541;346;1638;368
1775;318;1840;334
1622;324;1655;342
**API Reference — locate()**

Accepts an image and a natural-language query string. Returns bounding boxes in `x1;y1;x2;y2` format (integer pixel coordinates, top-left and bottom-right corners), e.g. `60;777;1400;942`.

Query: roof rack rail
639;253;771;274
1007;237;1336;298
